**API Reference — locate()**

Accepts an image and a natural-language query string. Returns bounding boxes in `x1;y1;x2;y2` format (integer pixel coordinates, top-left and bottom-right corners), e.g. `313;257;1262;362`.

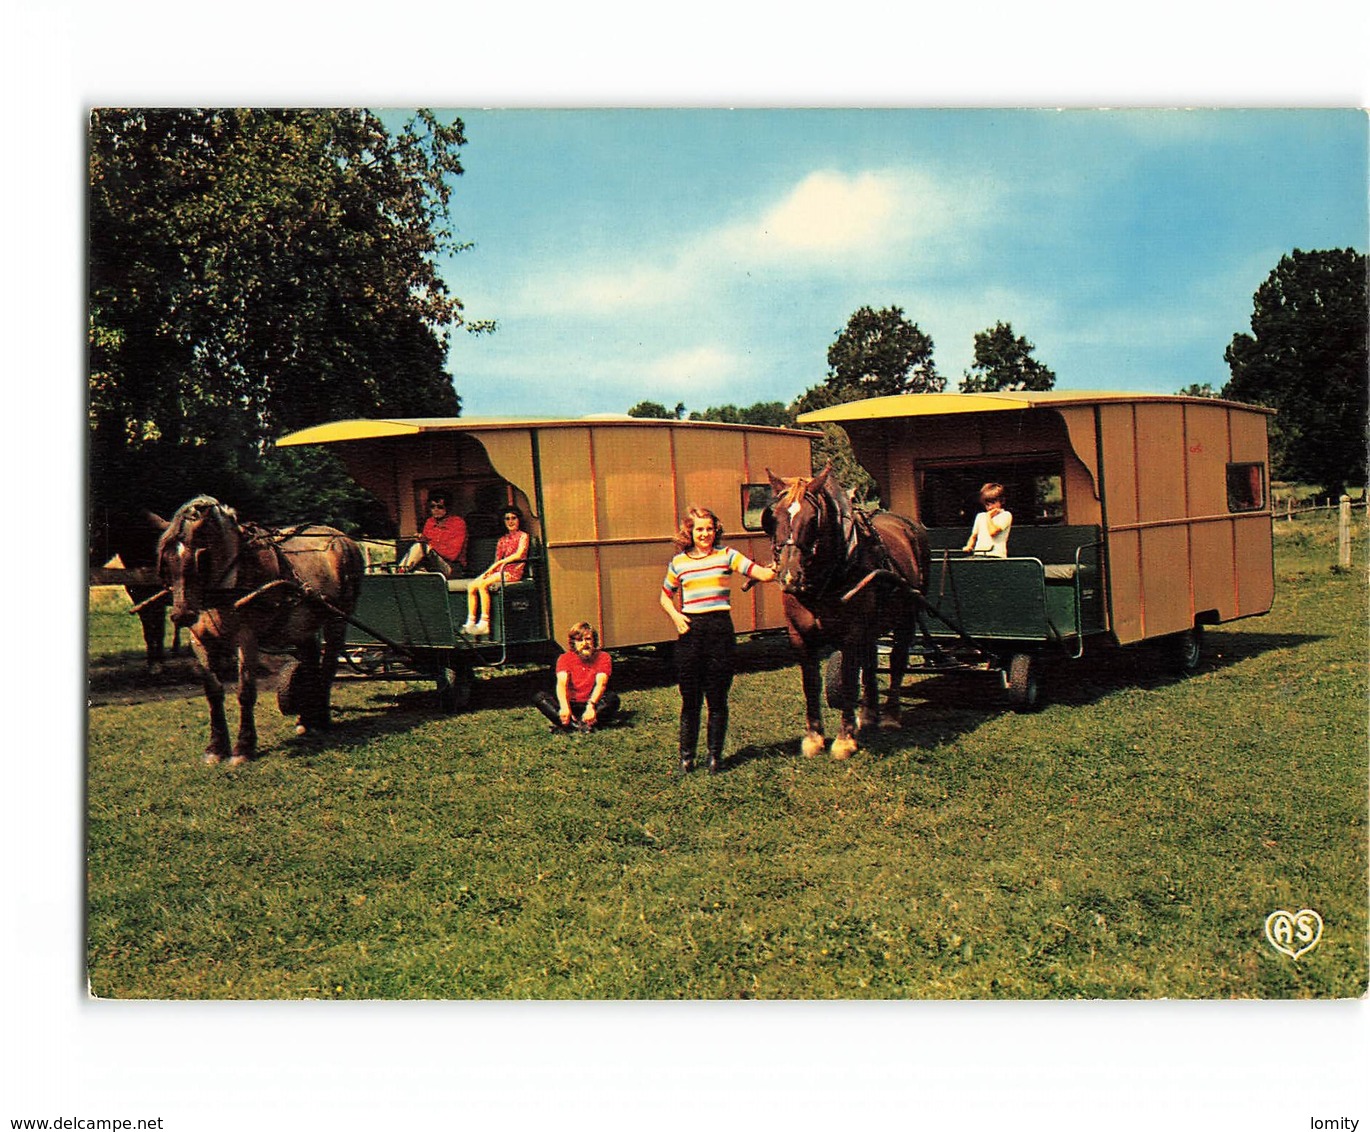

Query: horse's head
765;465;843;596
157;496;242;627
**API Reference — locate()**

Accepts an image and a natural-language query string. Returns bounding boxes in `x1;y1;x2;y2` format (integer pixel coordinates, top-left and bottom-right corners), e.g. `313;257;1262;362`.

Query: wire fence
1271;494;1367;520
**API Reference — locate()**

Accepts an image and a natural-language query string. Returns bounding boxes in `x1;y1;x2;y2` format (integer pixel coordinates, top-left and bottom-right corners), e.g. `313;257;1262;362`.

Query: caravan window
741;483;774;531
917;458;1065;528
1226;463;1266;512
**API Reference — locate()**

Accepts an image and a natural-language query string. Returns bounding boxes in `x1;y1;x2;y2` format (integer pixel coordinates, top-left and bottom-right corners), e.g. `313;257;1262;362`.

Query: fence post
1340;495;1352;569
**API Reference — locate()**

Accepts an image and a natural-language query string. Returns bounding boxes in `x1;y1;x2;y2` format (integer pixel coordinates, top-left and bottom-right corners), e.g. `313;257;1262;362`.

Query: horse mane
775;475;813;509
159;495;226;544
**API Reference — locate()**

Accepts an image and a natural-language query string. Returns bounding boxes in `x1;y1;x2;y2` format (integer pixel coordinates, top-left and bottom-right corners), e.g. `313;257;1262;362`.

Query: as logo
1264;909;1323;959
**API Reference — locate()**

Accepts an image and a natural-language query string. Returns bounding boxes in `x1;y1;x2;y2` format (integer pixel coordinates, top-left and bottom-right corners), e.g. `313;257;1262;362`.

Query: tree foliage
817;304;943;401
88;108;475;531
1223;248;1368;497
688;402;794;428
1176;383;1220;398
787;305;944;498
627;400;685;419
959;321;1056;392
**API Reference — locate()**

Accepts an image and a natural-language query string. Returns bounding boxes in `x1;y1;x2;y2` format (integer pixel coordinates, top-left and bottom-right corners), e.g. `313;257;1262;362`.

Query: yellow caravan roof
277;415;819;446
796;390;1274;424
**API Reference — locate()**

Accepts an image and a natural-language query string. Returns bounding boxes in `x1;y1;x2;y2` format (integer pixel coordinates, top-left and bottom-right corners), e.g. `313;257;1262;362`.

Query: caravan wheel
1004;653;1041;712
438;660;475;714
1164;626;1204;675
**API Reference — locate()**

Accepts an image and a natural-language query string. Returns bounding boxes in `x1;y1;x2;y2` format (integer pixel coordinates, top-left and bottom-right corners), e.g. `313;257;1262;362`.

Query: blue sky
427;109;1367;419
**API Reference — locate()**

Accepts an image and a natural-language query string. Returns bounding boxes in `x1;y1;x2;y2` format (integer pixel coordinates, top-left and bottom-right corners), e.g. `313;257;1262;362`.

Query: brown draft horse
90;509;182;670
156;496;364;766
764;465;931;760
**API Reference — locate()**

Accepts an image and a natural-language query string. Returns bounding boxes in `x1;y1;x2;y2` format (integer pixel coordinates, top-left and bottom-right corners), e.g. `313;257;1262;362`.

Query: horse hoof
227;754;249;768
295;724;308;736
203;752;223;766
879;712;901;730
831;737;858;760
802;733;826;758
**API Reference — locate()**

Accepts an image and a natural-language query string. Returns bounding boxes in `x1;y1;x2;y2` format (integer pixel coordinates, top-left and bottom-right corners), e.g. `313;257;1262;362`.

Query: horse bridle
164;502;304;609
775;487;848;600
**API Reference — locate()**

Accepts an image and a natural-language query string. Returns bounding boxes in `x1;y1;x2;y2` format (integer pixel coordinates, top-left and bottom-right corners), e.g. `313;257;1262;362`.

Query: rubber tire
1166;626;1204;676
824;650;848;709
1005;652;1040;712
438;663;474;714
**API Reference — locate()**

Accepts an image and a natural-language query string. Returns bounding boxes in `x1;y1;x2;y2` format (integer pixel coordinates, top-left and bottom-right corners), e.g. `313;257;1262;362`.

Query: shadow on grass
717;738;805;773
1035;628;1327;706
889;628;1327;730
93;627;1324;761
87;650;203;705
779;627;1333;756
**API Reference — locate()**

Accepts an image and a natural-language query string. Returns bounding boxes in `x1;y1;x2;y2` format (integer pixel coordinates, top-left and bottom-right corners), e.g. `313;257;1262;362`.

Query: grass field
86;512;1368;999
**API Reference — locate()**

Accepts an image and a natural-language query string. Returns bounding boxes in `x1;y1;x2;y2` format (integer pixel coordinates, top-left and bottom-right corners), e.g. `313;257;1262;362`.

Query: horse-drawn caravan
274;415;819;708
797;390;1276;706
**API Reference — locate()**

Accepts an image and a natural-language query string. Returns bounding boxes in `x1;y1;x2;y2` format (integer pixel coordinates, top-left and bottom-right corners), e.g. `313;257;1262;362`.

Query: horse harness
179;504;316;612
783;485;895;602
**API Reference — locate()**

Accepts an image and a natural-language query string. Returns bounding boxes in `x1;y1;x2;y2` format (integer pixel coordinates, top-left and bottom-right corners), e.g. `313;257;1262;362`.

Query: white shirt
969;509;1012;557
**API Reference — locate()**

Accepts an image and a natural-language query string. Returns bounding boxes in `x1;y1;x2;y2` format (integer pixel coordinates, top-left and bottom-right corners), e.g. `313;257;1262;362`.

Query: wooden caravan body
798;391;1275;646
276;416;817;649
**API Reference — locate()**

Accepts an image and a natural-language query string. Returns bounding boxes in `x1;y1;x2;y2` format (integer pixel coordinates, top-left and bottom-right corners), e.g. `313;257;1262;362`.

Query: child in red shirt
533;621;621;731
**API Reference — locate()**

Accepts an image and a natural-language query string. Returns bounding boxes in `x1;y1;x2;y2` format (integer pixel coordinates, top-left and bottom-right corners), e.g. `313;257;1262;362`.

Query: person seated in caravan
533;621;621;732
397;490;468;577
462;506;530;636
962;482;1013;557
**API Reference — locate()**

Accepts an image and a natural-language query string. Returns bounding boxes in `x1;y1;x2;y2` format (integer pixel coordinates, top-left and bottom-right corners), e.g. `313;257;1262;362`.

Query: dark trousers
675;611;736;756
533;689;621;729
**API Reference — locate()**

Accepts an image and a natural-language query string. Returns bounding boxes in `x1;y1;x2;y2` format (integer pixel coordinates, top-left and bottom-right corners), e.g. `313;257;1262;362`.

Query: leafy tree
88;108;476;532
793;305;943;420
1176;382;1220;398
959;321;1056;392
789;305;943;498
1223;248;1368;497
627;400;685;419
818;304;943;400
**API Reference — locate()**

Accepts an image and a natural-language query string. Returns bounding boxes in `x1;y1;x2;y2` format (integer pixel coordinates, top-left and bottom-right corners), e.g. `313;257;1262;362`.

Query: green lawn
86;512;1367;999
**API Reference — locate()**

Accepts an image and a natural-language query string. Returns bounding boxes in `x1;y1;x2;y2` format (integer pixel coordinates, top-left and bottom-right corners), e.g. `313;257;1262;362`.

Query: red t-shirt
422;514;467;567
556;649;612;703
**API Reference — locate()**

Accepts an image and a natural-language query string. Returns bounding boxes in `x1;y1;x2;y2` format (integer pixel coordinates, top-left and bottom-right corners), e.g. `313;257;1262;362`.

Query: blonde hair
673;507;722;553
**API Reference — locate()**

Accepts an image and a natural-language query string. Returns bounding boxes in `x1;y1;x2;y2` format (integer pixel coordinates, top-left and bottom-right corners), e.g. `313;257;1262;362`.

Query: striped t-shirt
662;547;763;615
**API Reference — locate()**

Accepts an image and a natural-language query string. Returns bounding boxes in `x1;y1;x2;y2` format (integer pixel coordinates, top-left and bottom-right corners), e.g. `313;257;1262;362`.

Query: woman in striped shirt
659;507;776;775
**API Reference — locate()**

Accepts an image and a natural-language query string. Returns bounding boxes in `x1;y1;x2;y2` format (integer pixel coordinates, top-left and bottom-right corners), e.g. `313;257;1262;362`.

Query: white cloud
751;170;902;252
727;168;975;266
513;166;990;318
520;263;685;316
645;346;736;387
